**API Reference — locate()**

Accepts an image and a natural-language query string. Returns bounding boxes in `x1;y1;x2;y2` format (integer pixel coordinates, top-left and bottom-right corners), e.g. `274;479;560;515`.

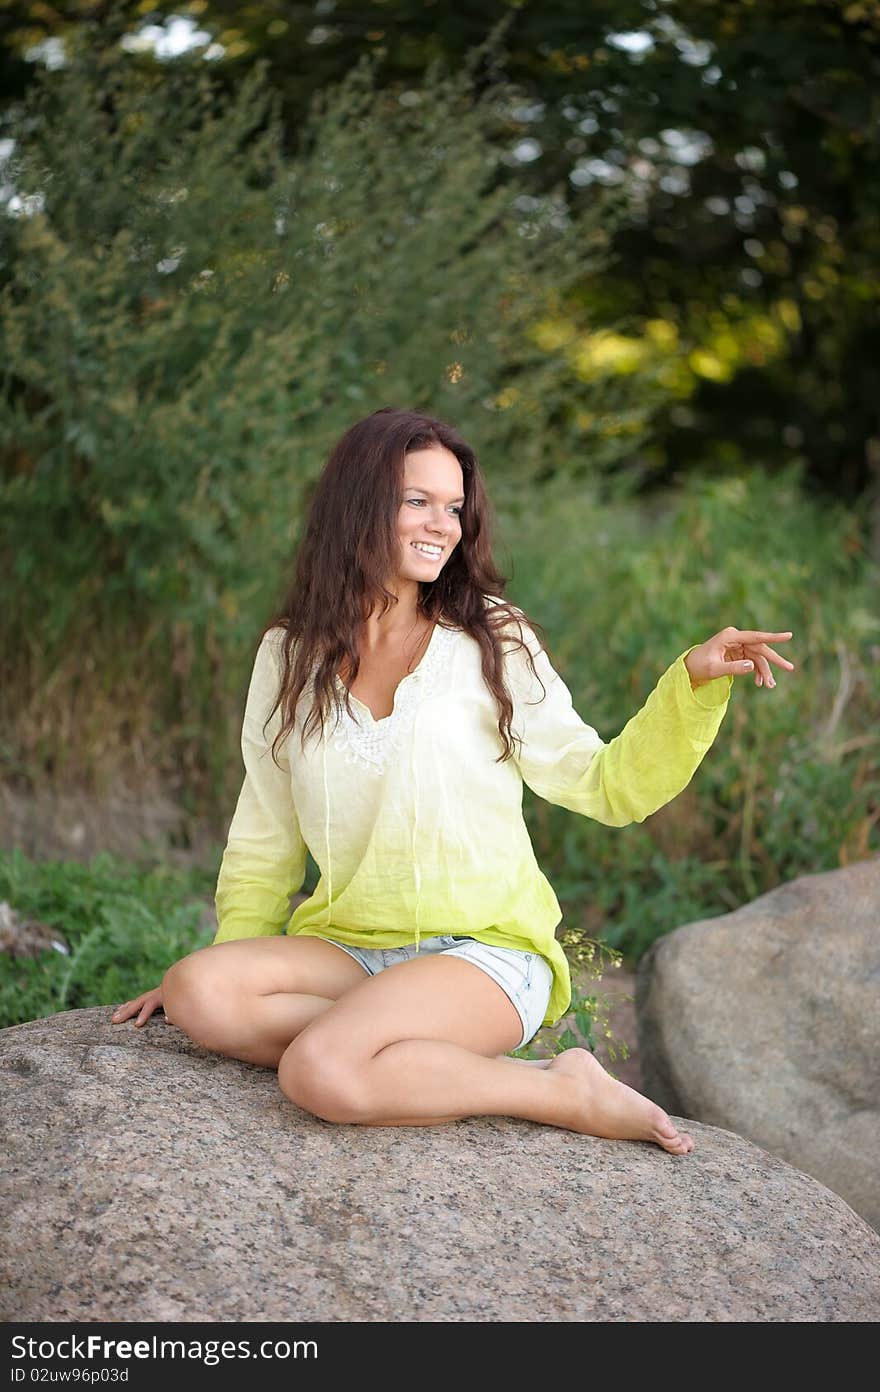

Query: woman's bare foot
548;1047;694;1155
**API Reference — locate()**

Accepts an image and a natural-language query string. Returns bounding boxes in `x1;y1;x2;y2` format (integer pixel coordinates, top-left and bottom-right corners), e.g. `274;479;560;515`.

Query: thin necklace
404;616;435;674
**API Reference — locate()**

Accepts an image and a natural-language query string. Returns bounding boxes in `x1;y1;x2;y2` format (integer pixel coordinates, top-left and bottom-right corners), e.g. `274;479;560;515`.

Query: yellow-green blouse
214;599;732;1026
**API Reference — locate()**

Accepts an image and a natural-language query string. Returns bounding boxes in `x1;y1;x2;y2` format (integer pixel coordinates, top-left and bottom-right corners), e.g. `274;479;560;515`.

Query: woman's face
395;444;464;585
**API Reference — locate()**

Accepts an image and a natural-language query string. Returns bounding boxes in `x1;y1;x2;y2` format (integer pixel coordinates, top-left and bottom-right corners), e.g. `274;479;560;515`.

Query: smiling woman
112;405;794;1156
394;446;465;596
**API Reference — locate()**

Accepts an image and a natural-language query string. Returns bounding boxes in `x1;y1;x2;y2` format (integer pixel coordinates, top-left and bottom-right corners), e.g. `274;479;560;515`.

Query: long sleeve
213;630;307;943
505;620;732;827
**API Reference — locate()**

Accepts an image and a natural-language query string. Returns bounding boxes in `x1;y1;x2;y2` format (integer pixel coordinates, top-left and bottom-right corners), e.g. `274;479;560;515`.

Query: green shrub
0;849;215;1028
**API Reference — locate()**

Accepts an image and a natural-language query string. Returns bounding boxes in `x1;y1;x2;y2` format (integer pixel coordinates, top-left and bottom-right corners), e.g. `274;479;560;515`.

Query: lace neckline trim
330;621;457;775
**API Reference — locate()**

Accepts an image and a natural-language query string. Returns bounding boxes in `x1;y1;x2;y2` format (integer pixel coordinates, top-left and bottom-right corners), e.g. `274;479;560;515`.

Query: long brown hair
263;406;550;764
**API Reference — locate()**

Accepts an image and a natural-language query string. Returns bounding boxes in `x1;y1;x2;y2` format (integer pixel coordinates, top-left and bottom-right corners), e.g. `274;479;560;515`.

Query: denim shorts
314;933;553;1050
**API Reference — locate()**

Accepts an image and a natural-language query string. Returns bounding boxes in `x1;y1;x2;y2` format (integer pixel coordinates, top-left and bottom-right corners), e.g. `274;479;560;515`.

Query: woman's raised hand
684;626;795;690
110;985;164;1028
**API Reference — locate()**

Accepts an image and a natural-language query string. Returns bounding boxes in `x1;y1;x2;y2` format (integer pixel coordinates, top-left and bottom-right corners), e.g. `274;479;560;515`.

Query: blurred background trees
4;1;878;499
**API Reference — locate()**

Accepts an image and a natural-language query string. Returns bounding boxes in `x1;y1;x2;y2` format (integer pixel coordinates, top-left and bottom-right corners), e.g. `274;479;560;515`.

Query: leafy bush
0;849;214;1028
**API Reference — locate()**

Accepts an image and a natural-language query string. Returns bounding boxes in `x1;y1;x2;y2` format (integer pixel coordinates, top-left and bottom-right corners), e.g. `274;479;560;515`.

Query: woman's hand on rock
685;627;795;690
111;986;164;1028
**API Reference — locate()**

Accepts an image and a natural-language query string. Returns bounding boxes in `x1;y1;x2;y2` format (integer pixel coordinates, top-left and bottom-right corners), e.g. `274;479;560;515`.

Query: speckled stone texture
636;858;880;1234
2;1007;879;1322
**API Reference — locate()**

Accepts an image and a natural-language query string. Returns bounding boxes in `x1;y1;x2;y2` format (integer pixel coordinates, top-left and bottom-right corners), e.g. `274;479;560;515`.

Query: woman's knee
278;1033;369;1123
162;950;234;1044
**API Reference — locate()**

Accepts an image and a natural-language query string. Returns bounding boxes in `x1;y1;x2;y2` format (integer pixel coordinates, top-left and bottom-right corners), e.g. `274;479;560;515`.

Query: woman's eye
407;499;462;515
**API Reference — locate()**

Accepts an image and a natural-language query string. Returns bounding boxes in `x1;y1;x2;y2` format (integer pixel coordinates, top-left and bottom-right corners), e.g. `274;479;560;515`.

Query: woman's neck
361;581;428;649
361;607;430;651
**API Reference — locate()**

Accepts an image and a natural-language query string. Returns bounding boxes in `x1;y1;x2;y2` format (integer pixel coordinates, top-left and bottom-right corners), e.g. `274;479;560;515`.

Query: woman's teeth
412;543;442;558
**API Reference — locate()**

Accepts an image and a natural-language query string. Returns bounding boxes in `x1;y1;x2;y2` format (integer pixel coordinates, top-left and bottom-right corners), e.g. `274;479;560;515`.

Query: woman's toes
651;1107;694;1154
667;1131;694;1155
550;1046;695;1155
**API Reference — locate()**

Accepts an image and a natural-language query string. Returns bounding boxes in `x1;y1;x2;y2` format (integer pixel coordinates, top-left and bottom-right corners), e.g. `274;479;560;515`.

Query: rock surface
3;1007;880;1322
636;857;880;1233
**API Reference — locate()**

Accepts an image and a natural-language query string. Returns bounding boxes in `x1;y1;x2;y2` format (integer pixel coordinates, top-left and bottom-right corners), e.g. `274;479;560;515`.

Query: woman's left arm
507;621;795;828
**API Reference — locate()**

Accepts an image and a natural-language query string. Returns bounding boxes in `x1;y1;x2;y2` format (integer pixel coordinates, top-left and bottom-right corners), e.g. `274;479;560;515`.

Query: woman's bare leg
160;937;369;1068
155;936;551;1071
278;956;693;1155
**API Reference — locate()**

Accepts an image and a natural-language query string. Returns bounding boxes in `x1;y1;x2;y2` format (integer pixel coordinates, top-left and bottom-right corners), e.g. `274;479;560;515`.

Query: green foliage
0;848;215;1029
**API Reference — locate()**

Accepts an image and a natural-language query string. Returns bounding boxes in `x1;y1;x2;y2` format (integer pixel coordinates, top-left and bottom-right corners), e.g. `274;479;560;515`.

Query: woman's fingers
728;628;794;656
711;630;796;689
111;988;162;1027
687;630;795;690
728;628;792;642
741;642;795;677
723;635;795;672
754;653;774;687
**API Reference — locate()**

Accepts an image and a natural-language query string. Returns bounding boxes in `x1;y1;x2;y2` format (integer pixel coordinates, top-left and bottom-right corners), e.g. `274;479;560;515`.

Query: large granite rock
2;1008;879;1322
636;857;880;1233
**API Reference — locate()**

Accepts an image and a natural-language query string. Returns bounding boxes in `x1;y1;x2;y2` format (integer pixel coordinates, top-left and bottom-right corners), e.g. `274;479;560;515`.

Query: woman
112;407;794;1154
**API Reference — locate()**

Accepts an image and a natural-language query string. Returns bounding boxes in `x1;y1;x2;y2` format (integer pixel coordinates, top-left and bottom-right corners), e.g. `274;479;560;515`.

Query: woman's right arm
213;628;308;943
110;630;307;1026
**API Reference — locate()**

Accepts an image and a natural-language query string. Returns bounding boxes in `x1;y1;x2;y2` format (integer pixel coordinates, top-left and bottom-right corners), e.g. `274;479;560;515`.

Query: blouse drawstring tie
322;732;332;931
411;702;422;954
